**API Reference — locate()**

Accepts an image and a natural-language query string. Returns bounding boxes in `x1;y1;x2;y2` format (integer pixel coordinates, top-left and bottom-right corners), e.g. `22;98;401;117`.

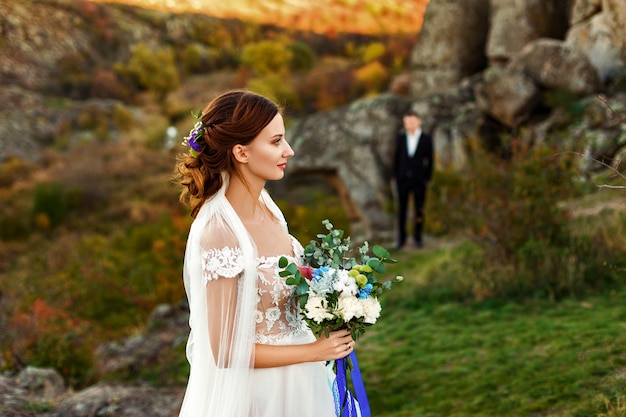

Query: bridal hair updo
175;90;280;218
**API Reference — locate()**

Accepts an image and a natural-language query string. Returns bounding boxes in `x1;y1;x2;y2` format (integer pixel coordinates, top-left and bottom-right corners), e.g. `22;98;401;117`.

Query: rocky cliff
287;0;626;243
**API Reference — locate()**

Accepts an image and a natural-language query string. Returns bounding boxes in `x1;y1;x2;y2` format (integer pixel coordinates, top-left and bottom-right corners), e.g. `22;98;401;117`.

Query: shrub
10;299;95;387
32;183;68;229
353;61;389;95
0;189;33;240
182;43;204;74
90;70;129;101
116;43;180;101
240;40;293;76
424;168;468;236
180;43;228;74
288;41;316;71
302;59;355;112
361;42;386;63
453;143;614;300
55;51;94;100
112;103;134;131
247;74;302;112
0;156;37;188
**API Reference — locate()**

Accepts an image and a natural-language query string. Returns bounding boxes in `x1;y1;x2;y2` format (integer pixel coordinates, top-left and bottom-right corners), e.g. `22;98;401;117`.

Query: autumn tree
240;40;293;76
115;43;180;102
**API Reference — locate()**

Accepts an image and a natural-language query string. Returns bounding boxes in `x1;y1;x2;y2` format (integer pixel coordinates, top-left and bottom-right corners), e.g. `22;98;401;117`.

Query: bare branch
597;95;626;124
597;184;626;189
559;151;626;189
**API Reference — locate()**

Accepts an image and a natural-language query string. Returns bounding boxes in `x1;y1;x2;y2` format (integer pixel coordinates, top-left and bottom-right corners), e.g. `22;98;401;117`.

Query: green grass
354;244;626;417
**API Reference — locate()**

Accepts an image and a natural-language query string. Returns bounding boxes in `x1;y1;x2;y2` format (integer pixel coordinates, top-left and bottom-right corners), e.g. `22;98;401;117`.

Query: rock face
0;367;65;417
15;367;66;400
55;384;184;417
288;0;626;239
95;303;190;377
486;0;570;64
408;0;490;98
0;375;36;417
286;93;411;243
474;66;539;128
0;1;93;91
567;0;626;83
509;38;601;95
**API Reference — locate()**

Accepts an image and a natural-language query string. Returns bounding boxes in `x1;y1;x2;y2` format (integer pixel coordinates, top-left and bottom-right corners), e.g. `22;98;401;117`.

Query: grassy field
354;244;626;417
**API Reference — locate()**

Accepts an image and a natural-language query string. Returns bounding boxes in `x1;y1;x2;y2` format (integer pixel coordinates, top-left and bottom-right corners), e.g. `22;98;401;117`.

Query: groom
392;110;434;249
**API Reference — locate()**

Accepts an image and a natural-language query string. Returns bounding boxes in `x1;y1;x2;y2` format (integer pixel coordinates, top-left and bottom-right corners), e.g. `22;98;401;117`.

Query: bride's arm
253;330;355;368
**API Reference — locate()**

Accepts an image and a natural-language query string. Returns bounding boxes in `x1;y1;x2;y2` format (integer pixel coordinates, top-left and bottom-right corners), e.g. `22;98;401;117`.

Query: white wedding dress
249;236;336;416
178;183;336;417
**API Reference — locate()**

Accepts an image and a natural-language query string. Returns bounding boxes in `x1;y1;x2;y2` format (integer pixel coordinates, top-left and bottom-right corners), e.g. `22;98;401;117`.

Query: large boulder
286;93;411;243
408;0;489;98
604;0;626;55
95;303;189;377
53;384;184;417
567;0;626;84
486;0;570;64
570;0;602;23
474;66;540;127
0;376;35;417
15;366;65;401
509;38;601;95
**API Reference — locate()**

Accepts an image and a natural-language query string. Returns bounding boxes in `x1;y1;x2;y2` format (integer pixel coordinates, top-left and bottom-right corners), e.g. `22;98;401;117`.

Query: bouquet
278;220;402;340
279;219;402;417
279;219;402;340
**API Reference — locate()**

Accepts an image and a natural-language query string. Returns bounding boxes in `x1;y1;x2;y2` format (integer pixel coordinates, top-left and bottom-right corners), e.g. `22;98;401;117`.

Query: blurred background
1;0;626;416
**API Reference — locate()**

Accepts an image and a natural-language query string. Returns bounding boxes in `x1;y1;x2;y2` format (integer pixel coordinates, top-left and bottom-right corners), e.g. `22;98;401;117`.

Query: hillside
91;0;429;35
0;0;417;163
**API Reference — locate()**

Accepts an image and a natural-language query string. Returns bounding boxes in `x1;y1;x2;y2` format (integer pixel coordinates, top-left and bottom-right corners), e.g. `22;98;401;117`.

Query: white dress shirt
406;128;421;157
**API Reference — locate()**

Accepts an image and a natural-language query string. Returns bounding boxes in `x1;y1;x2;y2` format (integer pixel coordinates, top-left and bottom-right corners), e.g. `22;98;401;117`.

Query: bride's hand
312;329;355;361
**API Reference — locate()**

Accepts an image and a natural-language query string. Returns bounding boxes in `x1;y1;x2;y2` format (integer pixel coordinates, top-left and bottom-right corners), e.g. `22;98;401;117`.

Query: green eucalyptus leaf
299;294;309;309
372;245;389;259
296;280;309;296
366;258;385;273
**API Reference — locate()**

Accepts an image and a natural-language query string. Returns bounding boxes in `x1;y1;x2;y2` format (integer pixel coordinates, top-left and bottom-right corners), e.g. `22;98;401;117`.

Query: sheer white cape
178;174;288;417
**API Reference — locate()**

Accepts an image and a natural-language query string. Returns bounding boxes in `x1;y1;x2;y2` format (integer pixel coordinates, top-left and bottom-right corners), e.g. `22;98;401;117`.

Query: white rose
338;296;364;322
304;296;334;324
361;297;382;324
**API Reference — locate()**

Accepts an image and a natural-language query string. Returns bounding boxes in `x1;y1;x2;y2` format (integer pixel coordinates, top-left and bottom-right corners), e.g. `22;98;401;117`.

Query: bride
175;90;355;417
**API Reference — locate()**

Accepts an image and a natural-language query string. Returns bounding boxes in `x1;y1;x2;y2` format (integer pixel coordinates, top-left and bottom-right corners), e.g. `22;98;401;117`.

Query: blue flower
313;266;330;282
357;283;373;299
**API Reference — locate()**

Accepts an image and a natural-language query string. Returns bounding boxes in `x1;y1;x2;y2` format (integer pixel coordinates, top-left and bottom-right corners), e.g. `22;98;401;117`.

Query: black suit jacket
392;130;434;184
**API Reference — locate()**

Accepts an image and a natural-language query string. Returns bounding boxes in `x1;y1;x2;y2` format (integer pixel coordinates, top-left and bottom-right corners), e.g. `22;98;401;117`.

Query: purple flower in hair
182;111;204;156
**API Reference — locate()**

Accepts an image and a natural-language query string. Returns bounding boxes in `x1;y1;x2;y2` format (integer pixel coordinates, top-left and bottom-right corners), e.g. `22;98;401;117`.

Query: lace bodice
201;236;308;344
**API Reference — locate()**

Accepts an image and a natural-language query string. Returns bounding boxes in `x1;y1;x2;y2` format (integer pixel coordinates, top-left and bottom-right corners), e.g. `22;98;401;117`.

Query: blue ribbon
334;351;371;417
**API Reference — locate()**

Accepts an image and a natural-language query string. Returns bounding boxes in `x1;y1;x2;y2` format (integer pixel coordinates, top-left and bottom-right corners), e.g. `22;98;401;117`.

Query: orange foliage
9;299;89;355
91;0;429;35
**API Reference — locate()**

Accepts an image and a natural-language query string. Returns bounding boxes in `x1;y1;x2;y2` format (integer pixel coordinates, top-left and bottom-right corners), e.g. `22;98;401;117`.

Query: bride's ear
232;144;248;163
